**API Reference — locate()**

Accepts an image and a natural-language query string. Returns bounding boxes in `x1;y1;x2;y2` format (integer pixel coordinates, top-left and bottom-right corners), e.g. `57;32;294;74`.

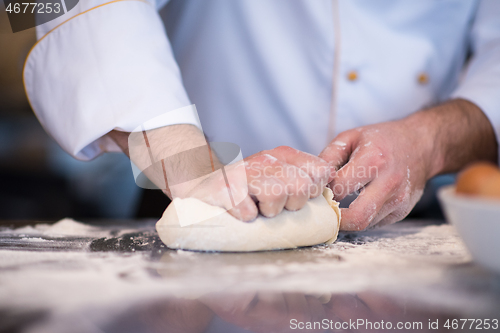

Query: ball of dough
156;188;341;252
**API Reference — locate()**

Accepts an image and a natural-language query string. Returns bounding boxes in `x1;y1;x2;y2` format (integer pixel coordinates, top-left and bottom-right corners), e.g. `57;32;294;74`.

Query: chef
24;0;500;230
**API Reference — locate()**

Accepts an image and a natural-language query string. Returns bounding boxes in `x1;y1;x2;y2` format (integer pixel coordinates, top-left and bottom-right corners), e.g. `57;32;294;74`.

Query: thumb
319;131;359;182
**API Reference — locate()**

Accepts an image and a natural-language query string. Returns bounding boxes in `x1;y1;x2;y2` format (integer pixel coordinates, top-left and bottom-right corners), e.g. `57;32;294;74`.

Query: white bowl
438;185;500;274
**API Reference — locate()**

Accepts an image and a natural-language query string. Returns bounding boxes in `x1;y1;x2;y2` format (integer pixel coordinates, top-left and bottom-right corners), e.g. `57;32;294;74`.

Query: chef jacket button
347;70;358;82
418;72;429;85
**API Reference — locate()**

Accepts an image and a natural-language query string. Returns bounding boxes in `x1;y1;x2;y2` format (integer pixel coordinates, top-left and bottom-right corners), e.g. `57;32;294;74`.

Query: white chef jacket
24;0;500;162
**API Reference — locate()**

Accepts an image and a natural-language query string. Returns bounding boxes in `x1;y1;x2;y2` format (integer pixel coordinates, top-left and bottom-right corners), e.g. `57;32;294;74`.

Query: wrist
400;108;444;180
110;124;211;196
402;99;498;178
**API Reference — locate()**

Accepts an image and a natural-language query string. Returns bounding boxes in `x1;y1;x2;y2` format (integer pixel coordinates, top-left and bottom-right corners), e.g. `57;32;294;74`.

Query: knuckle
312;160;331;181
315;158;330;170
384;173;404;191
262;179;287;200
268;145;294;158
295;170;313;186
339;128;358;138
369;151;387;169
251;153;281;166
275;145;294;153
259;202;284;218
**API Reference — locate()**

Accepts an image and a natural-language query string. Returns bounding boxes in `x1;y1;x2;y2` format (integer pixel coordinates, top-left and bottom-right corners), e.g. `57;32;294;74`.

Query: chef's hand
236;146;332;220
172;145;332;221
319;99;497;231
109;126;332;221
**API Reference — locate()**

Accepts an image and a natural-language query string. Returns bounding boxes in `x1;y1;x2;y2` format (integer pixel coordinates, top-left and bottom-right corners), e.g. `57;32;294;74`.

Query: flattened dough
156;188;341;252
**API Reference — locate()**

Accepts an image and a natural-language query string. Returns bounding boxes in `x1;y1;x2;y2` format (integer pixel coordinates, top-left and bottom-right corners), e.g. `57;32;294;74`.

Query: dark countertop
1;218;499;333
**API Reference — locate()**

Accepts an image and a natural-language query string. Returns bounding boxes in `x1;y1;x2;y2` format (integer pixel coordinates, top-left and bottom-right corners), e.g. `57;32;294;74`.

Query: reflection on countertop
0;219;499;332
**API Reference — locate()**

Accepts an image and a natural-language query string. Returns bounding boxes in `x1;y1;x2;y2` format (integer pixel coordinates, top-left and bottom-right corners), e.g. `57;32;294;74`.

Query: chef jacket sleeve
450;0;500;163
23;0;199;161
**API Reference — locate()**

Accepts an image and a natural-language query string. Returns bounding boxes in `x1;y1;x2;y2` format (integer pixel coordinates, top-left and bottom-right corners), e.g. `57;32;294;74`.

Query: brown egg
479;175;500;198
456;162;500;198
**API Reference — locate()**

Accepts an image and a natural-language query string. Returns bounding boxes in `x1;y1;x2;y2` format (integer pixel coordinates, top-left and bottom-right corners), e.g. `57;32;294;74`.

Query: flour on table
1;218;109;238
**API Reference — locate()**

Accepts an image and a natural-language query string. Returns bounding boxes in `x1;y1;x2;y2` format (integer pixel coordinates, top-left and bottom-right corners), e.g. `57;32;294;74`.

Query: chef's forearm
403;98;498;178
109;124;206;159
108;124;215;197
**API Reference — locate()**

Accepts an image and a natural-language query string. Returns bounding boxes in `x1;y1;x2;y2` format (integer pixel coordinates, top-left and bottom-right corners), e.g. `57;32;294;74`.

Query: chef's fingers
369;195;415;229
179;153;307;220
358;170;418;229
182;171;235;207
191;156;285;221
280;164;313;211
253;179;287;218
227;194;259;222
319;130;361;177
245;157;288;218
256;146;332;198
339;177;395;231
327;144;382;201
247;155;313;211
245;154;314;216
